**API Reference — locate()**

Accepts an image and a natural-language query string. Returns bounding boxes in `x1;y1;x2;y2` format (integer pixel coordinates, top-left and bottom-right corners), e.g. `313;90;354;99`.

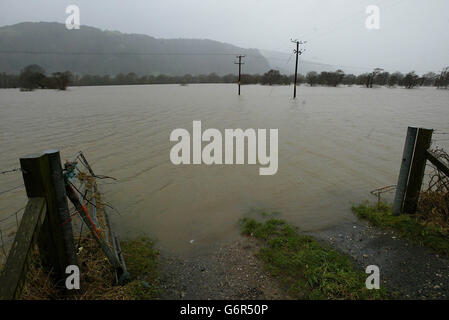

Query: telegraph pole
235;55;245;95
291;39;306;99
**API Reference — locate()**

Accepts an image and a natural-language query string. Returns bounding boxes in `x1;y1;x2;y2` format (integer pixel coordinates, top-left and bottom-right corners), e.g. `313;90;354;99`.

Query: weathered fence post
0;198;46;299
20;150;78;283
403;128;433;214
392;127;417;216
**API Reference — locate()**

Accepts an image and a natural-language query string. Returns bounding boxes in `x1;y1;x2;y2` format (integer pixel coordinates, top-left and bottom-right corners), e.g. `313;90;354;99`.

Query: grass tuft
121;237;160;299
239;217;387;299
352;202;449;256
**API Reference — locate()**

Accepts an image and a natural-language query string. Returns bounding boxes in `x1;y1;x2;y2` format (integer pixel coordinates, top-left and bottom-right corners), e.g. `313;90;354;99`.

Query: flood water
1;84;448;256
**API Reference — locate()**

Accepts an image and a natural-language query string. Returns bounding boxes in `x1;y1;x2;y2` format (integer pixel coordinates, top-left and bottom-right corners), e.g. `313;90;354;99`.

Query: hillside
260;49;340;75
0;22;270;76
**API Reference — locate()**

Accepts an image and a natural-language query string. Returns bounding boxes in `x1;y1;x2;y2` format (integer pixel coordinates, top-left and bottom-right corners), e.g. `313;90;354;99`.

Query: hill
0;22;270;76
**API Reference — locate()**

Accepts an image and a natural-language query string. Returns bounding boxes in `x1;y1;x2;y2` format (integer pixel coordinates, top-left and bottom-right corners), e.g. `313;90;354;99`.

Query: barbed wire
370;185;397;208
0;167;21;175
0;184;24;196
0;207;25;225
0;151;121;254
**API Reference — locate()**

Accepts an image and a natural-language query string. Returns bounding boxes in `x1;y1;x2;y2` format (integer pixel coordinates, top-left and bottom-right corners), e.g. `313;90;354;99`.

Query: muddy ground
158;216;449;300
159;236;290;300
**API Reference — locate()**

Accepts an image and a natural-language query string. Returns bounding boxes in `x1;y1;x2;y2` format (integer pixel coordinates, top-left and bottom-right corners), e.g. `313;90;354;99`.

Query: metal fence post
392;127;417;216
403;128;433;214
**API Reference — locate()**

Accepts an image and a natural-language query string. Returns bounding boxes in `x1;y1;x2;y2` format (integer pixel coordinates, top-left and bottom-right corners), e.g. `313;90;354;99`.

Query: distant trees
364;68;383;88
241;74;260;84
19;64;46;91
48;71;73;90
356;73;369;86
373;71;390;86
222;73;238;83
343;74;357;86
421;72;438;86
260;69;290;85
2;65;448;90
403;71;419;89
305;70;345;87
306;71;318;86
65;71;285;86
327;69;345;87
387;72;402;87
0;72;19;88
436;67;449;89
18;65;72;91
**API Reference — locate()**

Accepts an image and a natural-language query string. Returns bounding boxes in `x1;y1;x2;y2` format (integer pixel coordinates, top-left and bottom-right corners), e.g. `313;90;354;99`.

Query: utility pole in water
234;55;245;95
291;39;306;99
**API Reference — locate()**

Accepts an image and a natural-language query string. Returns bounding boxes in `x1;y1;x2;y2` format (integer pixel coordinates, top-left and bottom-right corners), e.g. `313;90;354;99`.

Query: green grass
121;237;160;299
352;202;449;256
240;216;387;299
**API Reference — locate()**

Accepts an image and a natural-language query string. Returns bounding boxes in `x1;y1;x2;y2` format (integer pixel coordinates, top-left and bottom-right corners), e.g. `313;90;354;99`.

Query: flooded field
1;84;448;256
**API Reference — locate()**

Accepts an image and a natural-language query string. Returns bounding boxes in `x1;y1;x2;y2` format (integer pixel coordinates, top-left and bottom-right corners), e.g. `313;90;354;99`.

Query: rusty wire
417;147;449;229
370;185;397;208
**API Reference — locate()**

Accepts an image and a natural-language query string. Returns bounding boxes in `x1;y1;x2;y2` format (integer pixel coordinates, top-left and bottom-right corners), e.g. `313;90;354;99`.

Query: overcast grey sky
1;0;448;73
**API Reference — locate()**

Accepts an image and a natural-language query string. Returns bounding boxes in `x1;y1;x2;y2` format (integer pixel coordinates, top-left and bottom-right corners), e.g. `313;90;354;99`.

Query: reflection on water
1;84;448;256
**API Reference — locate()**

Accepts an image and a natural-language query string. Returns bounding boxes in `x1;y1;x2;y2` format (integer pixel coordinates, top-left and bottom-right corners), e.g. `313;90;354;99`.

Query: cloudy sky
1;0;448;73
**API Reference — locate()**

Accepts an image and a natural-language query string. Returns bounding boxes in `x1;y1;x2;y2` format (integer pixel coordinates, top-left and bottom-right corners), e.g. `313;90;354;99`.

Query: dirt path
158;216;449;300
309;217;449;299
158;236;289;300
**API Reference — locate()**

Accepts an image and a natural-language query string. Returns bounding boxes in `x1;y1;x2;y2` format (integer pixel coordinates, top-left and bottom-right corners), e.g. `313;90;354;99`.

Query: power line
0;50;248;57
0;46;436;75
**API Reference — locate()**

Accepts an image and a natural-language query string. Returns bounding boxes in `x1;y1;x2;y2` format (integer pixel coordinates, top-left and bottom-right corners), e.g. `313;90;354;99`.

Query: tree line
0;64;448;90
67;68;291;87
0;64;72;90
305;67;449;89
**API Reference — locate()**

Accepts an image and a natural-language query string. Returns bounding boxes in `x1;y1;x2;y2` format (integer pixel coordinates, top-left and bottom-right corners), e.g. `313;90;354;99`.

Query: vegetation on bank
16;236;159;300
1;64;448;90
352;203;449;257
239;216;387;299
353;149;449;256
120;237;160;299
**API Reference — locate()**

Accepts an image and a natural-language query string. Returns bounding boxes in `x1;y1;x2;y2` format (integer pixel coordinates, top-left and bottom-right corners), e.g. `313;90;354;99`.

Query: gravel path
158;236;289;300
158;216;449;300
309;217;449;299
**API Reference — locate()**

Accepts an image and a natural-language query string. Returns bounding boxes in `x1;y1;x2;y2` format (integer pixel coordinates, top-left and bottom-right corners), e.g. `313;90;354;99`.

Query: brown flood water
0;84;448;256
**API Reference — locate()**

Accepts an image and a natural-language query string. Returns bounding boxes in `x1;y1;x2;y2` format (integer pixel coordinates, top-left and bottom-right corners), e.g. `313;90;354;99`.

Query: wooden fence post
20;150;78;284
46;151;78;268
0;198;46;299
392;127;417;216
403;128;433;214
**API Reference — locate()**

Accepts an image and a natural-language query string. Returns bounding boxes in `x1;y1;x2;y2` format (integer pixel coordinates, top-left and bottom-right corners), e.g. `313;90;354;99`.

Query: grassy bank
352;202;449;256
120;237;160;299
18;236;159;300
240;216;387;299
